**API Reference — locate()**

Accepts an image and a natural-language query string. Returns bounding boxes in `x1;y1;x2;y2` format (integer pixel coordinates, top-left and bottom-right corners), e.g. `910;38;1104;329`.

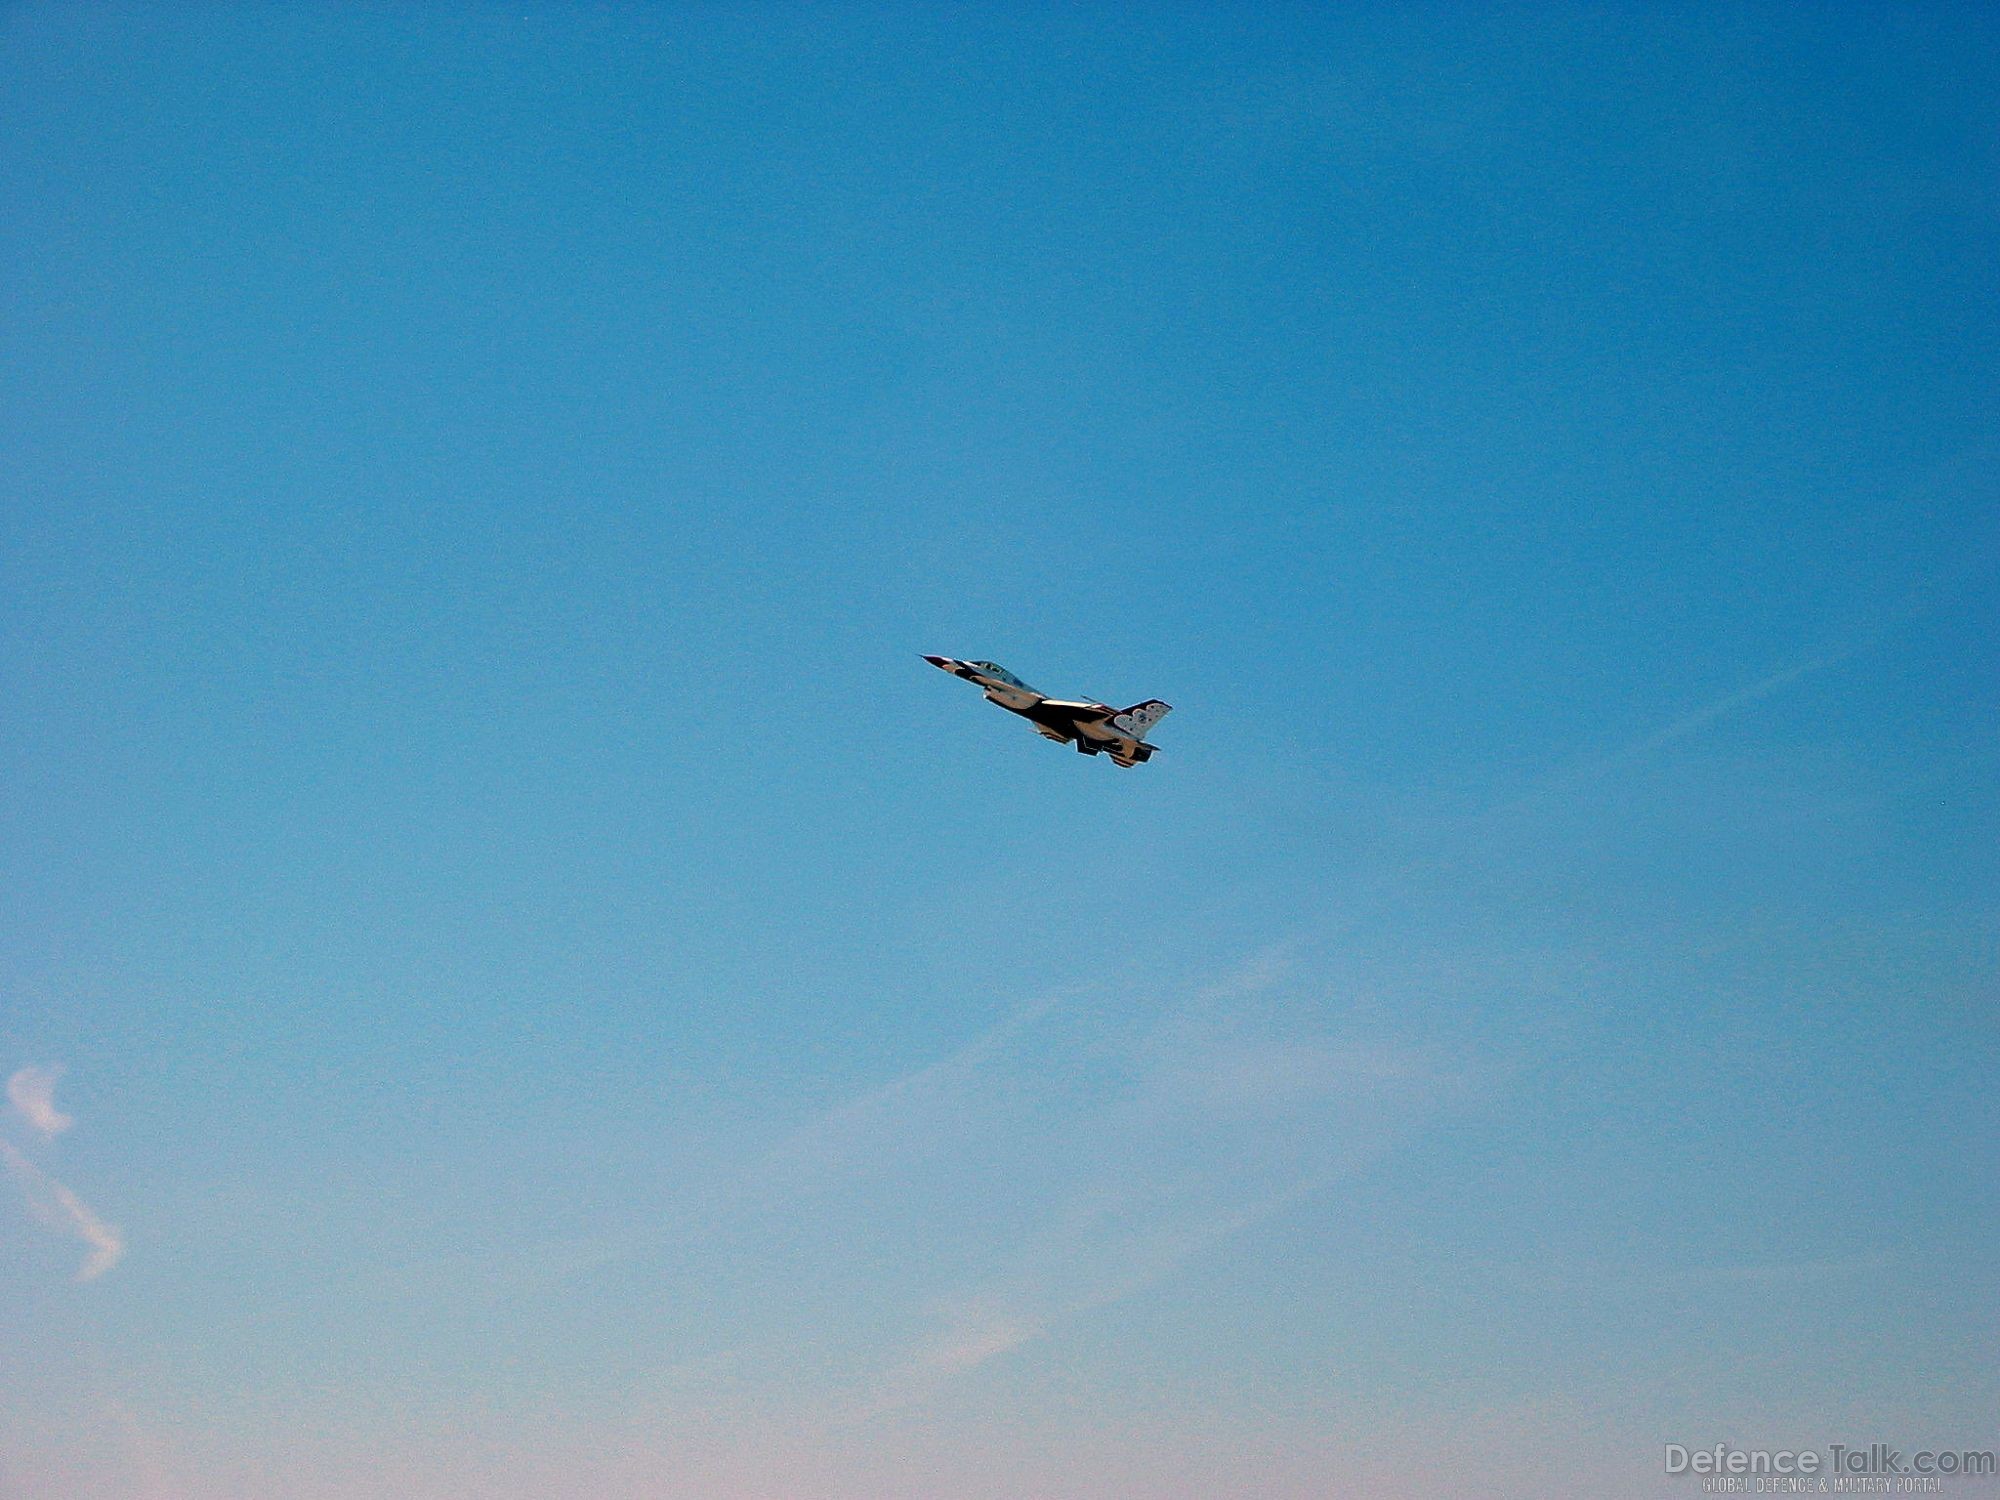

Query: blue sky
3;5;1996;1496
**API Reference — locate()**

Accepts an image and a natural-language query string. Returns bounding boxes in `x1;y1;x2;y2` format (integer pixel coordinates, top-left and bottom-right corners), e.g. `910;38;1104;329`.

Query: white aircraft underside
923;656;1171;768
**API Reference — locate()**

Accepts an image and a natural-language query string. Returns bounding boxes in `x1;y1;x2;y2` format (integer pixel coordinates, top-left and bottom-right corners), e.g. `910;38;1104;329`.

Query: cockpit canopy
971;661;1027;688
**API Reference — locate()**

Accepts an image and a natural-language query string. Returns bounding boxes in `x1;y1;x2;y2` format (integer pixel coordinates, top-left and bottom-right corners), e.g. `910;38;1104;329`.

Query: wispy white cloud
829;977;1473;1420
844;1301;1043;1422
1583;514;1990;782
1;1138;125;1281
761;988;1068;1179
412;948;1471;1431
767;946;1307;1183
1465;643;1871;836
8;1064;74;1137
1615;645;1864;761
836;1176;1337;1423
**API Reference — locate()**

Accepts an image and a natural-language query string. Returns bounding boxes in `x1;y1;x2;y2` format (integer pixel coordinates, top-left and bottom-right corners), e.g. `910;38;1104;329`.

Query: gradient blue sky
3;5;1996;1496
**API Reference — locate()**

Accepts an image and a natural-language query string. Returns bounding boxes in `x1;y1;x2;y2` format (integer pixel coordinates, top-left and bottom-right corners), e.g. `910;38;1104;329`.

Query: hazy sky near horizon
3;6;1996;1497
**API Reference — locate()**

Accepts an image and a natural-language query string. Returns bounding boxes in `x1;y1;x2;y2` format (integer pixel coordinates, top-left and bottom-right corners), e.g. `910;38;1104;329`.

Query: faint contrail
761;987;1067;1177
1;1139;125;1281
1586;639;1866;771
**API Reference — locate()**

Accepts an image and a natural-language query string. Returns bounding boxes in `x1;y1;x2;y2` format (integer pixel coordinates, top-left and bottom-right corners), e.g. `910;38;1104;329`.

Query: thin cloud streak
1478;563;1978;833
844;1304;1044;1423
839;1172;1373;1423
760;988;1068;1179
1615;645;1863;760
7;1065;74;1137
390;952;1473;1431
1479;642;1866;829
381;991;1077;1307
1;1139;126;1281
835;999;1472;1421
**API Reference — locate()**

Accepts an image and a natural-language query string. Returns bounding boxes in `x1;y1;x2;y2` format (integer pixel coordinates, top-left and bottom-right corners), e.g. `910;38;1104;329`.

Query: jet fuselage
923;656;1170;768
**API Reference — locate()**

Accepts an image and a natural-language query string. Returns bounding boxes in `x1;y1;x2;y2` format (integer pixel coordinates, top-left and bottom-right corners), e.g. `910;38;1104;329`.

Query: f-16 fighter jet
923;656;1171;767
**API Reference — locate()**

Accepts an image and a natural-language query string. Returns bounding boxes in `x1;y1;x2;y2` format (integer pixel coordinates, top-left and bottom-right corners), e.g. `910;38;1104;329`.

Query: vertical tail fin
1110;700;1171;738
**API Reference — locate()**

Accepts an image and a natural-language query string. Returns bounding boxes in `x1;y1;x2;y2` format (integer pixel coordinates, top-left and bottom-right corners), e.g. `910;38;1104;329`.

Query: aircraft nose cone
922;654;952;668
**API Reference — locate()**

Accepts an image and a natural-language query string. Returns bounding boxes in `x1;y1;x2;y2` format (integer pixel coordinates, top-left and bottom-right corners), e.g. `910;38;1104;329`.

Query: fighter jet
923;656;1171;767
